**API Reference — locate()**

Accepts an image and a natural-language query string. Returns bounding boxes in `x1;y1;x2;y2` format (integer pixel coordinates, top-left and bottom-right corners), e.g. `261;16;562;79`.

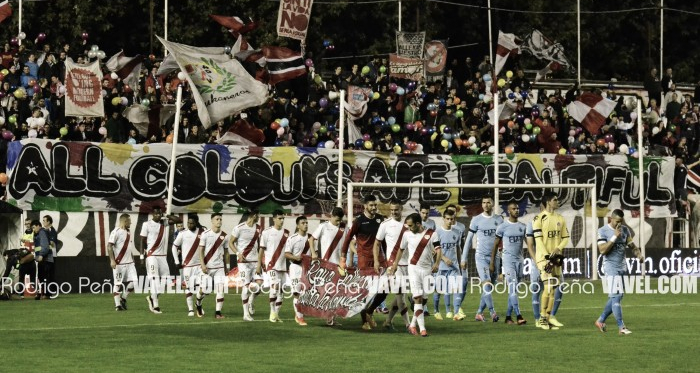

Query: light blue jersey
462;213;504;261
422;218;436;231
436;226;461;271
597;224;633;276
496;220;526;261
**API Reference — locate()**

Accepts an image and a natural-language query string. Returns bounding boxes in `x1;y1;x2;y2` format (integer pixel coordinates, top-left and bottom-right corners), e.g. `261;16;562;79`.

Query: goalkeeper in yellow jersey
532;192;569;330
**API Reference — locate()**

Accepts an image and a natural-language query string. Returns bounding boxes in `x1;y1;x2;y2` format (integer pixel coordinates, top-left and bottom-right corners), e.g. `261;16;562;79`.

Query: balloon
0;117;4;125
497;78;506;88
277;127;285;136
312;122;321;131
405;123;415;131
506;70;514;78
8;115;16;124
59;127;68;136
98;127;107;136
81;32;89;40
91;44;100;52
628;147;636;155
453;97;461;105
280;118;289;127
396;87;405;96
630;112;638;121
499;126;506;134
314;75;323;84
37;33;47;42
270;121;280;130
10;38;18;46
305;59;314;67
0;173;7;184
363;133;371;141
596;138;606;147
430;110;438;117
18;32;26;40
525;122;532;131
319;126;328;134
391;124;401;133
455;138;463;146
415;120;423;129
372;92;380;100
439;98;446;107
141;98;150;107
488;145;496;154
324;140;335;149
388;116;396;125
569;129;576;137
319;98;329;108
521;134;530;142
431;133;438;141
508;92;516;100
112;97;121;106
479;94;485;101
631;151;639;158
393;145;402;154
120;97;128;106
505;145;514;155
328;91;339;100
165;134;174;143
468;136;476;144
362;66;370;75
608;142;616;151
36;118;45;127
483;94;491;103
604;133;613;143
389;83;398;91
532;126;541;135
559;148;567;155
652;126;660;135
59;86;67;94
618;144;629;154
441;139;449;148
327;124;336;132
442;133;452;140
28;129;37;138
88;51;97;59
470;143;478;152
455;110;464;118
317;141;326;149
354;139;365;148
364;140;373;150
1;69;8;76
13;88;26;99
2;130;12;140
483;74;492;82
380;66;387;74
109;72;118;80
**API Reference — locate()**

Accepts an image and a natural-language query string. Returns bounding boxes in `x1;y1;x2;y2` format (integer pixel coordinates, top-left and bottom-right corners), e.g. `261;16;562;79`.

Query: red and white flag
209;14;259;38
0;0;11;24
521;29;574;74
216;117;265;146
566;92;616;135
261;46;306;85
495;31;521;76
64;58;104;118
105;51;143;91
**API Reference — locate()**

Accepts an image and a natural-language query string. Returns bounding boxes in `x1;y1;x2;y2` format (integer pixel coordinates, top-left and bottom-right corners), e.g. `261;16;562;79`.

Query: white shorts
288;263;304;294
183;265;203;292
113;263;137;287
238;262;256;285
146;256;169;278
202;267;226;293
408;265;431;298
268;269;287;287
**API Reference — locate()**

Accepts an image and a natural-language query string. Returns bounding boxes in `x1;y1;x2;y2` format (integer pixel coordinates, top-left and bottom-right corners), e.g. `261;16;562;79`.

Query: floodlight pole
337;90;346;208
165;85;182;216
637;99;646;275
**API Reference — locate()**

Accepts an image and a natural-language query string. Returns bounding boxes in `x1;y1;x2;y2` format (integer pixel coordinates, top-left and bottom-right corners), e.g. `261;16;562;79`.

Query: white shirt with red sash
140;219;167;257
311;221;346;265
200;229;229;270
401;228;441;271
377;218;408;266
260;226;289;272
108;227;133;265
232;222;260;263
173;228;204;267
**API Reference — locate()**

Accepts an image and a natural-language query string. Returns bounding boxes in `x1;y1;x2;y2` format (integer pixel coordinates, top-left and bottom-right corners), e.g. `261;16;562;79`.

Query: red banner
389;54;424;81
296;256;375;319
276;0;314;41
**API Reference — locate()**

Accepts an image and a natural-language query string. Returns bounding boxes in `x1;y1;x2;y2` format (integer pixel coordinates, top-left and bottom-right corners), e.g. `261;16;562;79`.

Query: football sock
186;293;194;311
551;286;563;315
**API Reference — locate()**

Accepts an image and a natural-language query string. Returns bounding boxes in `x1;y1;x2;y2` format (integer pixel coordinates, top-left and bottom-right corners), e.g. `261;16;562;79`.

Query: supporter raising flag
566;91;616;136
158;36;269;128
105;51;143;91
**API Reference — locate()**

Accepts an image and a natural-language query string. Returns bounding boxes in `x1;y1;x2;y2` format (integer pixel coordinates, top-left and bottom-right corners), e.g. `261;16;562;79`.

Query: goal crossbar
346;182;599;280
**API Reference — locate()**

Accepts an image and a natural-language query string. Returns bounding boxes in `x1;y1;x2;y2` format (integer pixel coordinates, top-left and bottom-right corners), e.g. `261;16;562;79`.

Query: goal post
346;182;600;280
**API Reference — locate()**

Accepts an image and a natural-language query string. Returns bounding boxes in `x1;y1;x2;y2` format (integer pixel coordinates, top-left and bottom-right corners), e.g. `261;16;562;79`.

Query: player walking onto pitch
532;192;569;329
198;213;229;319
389;213;441;337
433;209;463;321
461;195;503;322
172;215;206;317
108;214;136;311
259;210;290;323
443;204;468;320
309;206;347;326
595;209;643;335
374;199;410;330
140;206;181;314
285;216;311;326
230;209;262;321
492;202;527;325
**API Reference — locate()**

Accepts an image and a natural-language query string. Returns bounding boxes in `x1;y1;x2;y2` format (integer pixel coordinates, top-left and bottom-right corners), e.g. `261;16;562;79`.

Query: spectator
644;68;662;107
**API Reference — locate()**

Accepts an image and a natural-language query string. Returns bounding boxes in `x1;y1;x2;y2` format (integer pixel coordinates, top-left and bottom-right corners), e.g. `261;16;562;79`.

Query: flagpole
493;91;500;213
337;90;346;208
165;85;183;216
660;0;663;75
487;0;493;64
18;0;22;46
164;0;169;56
398;0;402;32
637;99;646;275
577;0;581;84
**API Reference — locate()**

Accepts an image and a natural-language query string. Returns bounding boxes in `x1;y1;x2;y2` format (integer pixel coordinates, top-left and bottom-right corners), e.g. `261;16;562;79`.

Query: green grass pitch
2;280;698;373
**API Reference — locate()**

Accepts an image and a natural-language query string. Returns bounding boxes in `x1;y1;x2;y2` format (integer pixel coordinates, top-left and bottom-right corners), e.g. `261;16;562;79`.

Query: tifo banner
5;139;675;217
389;53;424;81
158;37;269;128
276;0;314;41
424;40;448;82
396;31;426;58
296;256;374;318
64;58;104;118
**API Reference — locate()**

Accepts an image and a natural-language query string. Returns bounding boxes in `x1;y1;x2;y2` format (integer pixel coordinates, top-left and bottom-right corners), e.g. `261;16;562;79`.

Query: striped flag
262;46;306;85
495;31;521;76
105;51;143;91
566;92;616;135
209;14;259;38
0;0;11;24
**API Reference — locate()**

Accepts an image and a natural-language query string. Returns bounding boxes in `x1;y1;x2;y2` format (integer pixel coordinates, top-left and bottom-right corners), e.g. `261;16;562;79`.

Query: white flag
158;37;269;128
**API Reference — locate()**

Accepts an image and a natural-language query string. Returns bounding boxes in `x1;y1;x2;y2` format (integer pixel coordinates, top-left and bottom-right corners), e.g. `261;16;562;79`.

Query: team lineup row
105;194;643;336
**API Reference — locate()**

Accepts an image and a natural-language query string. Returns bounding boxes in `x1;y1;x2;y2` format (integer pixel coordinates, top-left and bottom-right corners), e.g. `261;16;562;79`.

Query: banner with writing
5;139;675;218
396;31;426;58
276;0;314;41
64;58;104;118
389;53;425;81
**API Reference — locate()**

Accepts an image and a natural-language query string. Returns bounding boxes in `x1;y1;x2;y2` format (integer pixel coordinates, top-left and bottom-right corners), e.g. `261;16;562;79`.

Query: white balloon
522;134;530;142
488;145;496;154
325;140;335;149
110;72;119;80
177;72;187;80
59;86;67;94
468;136;476;144
619;144;629;154
28;129;37;138
18;32;26;40
36;118;46;127
97;51;106;60
0;117;4;125
91;45;100;52
87;50;96;58
328;91;339;101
